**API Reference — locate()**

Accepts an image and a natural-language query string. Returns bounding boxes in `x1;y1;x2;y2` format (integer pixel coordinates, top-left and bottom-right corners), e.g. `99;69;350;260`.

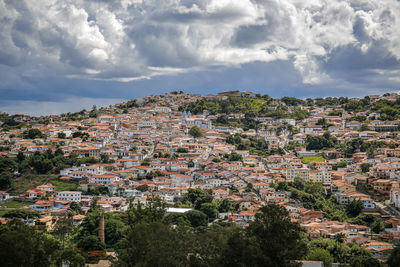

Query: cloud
0;97;125;116
0;0;400;114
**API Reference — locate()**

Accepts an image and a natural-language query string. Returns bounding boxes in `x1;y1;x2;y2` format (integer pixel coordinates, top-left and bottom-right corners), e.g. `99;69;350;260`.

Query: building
57;191;82;202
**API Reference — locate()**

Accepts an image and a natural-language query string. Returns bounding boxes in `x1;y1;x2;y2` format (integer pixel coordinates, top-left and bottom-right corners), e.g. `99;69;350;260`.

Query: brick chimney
98;215;105;244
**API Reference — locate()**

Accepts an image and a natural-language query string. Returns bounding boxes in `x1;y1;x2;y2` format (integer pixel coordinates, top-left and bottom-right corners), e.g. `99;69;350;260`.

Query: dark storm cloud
0;0;399;115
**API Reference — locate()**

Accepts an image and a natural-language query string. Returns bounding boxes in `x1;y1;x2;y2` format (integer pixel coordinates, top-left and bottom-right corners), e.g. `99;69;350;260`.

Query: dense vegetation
0;151;102;191
226;133;284;157
276;179;385;234
0;195;387;267
181;96;309;130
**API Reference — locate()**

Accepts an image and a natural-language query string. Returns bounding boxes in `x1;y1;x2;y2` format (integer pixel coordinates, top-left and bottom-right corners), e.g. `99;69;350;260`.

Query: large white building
90;173;120;185
57;191;82;202
182;111;212;129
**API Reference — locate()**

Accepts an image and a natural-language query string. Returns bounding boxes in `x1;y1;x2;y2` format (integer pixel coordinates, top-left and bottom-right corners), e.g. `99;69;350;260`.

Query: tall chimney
98;215;105;244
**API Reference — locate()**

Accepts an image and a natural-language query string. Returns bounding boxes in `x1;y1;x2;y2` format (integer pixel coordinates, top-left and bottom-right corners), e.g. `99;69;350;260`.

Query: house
90;174;120;185
36;184;56;192
309;170;331;185
35;216;56;231
346;121;361;130
0;191;10;203
57;191;82;202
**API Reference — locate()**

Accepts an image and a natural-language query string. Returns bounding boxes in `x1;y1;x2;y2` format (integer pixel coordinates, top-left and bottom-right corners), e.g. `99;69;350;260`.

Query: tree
246;204;308;266
22;128;45;139
185;210;208;228
360;163;371;173
100;154;112;163
387;246;400;267
57;132;67;139
187;160;194;167
115;222;191;267
0;220;61;266
212;157;222;163
52;214;73;249
200;203;218;221
351;256;381;267
70;202;82;214
346;199;364;217
0;172;13;190
17;151;25;162
307;248;334;267
293;177;306;190
77;235;105;251
89;105;98;118
334;233;346;243
218;199;233;213
3;210;40;220
216;114;229;124
245;182;253;192
176;147;188;153
136;184;149;192
188;126;204;138
226;152;243;162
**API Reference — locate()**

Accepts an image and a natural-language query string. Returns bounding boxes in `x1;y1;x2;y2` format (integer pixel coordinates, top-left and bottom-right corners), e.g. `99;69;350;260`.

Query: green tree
57;132;67;139
52;214;73;249
245;182;254;192
17;151;26;162
218;199;233;213
387;246;400;267
188;126;204;138
22;128;45;139
351;256;381;267
77;235;105;251
226;152;243;162
346;199;364;217
185;210;208;228
0;220;60;267
0;172;13;190
360;163;372;173
70;202;82;214
3;209;40;220
246;204;308;266
307;248;333;267
200;202;218;221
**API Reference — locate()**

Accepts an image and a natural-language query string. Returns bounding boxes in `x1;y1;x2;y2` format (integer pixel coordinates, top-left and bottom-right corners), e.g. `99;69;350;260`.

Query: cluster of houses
2;92;400;260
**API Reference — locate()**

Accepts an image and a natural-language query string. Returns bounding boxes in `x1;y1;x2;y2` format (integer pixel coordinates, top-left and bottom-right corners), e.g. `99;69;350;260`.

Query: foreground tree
387;246;400;267
0;220;59;267
245;204;308;266
114;202;308;267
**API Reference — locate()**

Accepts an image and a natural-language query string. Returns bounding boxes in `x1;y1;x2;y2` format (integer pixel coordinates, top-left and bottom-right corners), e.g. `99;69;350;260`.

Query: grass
0;209;9;217
10;174;56;193
301;156;326;164
49;179;78;191
0;200;27;209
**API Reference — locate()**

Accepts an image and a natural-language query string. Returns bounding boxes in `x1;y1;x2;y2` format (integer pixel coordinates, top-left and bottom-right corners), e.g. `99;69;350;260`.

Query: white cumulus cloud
0;0;399;96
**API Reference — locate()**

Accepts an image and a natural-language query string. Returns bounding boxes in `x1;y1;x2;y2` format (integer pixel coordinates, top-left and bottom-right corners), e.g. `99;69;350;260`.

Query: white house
57;191;82;202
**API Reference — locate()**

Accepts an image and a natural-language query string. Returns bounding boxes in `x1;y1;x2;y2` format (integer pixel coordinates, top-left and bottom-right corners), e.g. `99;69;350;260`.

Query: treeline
345;96;400;120
304;133;392;157
1;197;391;267
181;96;309;123
276;179;385;234
0;151;110;190
226;133;284;157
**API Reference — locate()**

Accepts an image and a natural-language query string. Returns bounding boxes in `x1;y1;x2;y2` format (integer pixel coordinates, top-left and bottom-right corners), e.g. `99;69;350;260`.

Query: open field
49;179;78;191
10;174;57;193
300;156;325;164
0;200;27;209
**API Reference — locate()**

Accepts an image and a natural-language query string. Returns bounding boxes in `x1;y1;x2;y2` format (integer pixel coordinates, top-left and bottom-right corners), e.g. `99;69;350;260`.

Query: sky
0;0;400;115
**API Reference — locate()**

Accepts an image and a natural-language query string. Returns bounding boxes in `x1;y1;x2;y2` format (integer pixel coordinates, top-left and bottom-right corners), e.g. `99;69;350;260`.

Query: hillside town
1;91;400;265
